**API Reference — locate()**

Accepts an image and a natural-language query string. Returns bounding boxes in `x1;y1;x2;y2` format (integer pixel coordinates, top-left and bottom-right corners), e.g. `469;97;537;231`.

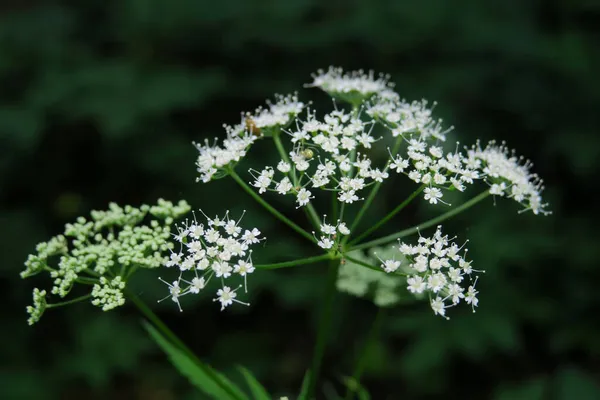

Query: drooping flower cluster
466;141;550;215
161;210;263;311
251;109;392;207
378;226;481;318
194;94;304;183
22;199;190;324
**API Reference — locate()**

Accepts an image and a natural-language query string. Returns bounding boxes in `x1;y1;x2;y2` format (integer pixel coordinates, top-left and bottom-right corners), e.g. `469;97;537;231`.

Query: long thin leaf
143;321;247;400
341;376;371;400
298;370;312;400
237;365;271;400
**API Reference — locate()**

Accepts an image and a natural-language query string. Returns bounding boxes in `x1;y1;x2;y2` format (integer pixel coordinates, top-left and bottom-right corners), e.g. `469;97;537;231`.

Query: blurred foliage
1;0;599;399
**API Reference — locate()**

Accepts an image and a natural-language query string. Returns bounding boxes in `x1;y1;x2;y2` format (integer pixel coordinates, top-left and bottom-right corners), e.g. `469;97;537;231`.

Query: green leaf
340;376;372;400
554;367;600;400
297;370;312;400
143;321;247;400
237;366;271;400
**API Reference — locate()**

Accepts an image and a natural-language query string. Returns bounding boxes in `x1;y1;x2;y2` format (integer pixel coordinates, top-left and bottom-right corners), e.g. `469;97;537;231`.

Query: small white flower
317;237;334;250
390;156;409;173
321;223;337;235
166;252;183;268
430;296;447;317
242;228;262;244
215;286;237;310
296;188;313;207
277;161;291;173
407;276;426;294
424;187;443;204
212;261;233;278
338;222;350;236
465;285;479;311
276;177;293;194
189;277;206;294
381;259;401;273
338;190;359;204
234;260;255;276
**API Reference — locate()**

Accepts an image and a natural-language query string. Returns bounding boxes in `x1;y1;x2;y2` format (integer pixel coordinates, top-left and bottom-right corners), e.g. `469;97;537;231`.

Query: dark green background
1;1;599;399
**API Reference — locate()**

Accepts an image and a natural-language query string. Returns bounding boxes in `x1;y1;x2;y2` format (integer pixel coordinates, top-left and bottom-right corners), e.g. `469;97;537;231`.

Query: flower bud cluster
161;210;264;311
22;199;190;324
91;276;126;311
26;288;47;326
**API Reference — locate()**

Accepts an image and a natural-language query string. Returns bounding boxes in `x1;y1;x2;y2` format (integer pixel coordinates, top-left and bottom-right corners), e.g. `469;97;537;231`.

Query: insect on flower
245;118;262;136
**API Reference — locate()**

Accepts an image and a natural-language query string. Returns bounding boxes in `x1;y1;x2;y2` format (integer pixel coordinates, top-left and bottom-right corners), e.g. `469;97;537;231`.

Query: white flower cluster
91;276;126;311
22;199;190;324
367;96;449;142
194;94;304;183
467;141;550;215
308;67;393;101
161;210;263;311
315;218;351;250
251;109;391;207
389;138;480;205
378;226;481;318
194;67;548;218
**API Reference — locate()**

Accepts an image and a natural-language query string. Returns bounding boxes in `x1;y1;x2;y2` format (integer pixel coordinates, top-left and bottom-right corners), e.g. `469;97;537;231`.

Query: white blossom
378;226;482;318
160;210;263;311
296;188;313;207
467;141;550;215
308;66;393;99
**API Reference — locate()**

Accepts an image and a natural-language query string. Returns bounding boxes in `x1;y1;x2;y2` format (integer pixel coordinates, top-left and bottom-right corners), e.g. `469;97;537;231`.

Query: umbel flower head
377;226;482;319
466;140;550;215
188;66;550;320
307;66;394;105
194;93;304;183
160;209;264;311
250;108;390;210
21;199;190;325
194;66;549;218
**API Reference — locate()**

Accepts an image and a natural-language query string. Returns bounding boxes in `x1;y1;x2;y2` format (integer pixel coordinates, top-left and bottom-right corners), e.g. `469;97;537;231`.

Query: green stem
306;258;340;398
344;308;385;400
332;192;339;221
127;291;244;400
343;255;382;273
348;185;425;246
254;254;334;269
76;276;99;285
46;294;92;308
350;190;491;251
229;169;316;244
347;137;403;238
342;254;408;277
272;132;321;229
